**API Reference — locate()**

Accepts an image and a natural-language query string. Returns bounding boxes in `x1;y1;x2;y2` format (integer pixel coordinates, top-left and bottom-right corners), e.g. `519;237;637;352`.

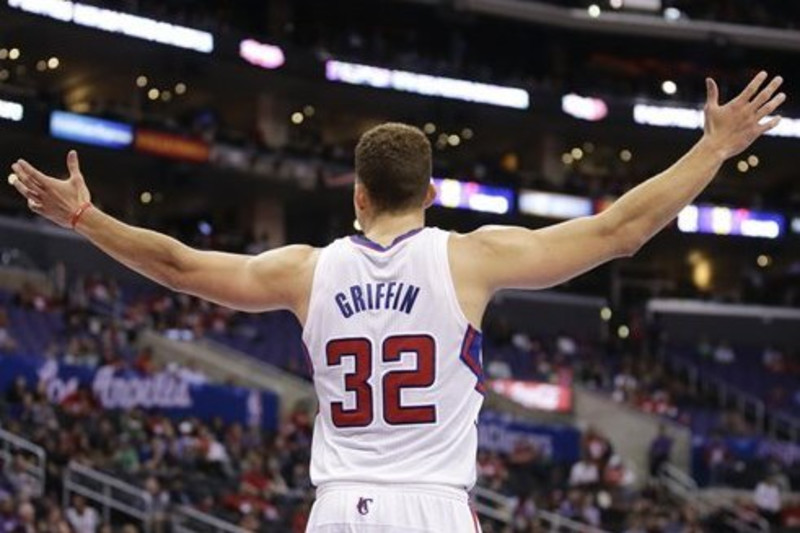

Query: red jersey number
326;335;437;428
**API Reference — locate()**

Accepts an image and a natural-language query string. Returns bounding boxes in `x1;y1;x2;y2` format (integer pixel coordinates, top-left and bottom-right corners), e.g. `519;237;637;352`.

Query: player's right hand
9;150;92;229
703;71;786;160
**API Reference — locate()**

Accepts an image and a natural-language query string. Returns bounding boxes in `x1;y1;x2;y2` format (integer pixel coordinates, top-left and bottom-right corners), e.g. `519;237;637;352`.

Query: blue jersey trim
350;227;425;252
459;325;485;395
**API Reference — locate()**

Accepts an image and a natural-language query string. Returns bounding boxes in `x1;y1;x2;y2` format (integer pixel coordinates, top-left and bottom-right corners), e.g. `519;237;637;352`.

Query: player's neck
362;211;425;247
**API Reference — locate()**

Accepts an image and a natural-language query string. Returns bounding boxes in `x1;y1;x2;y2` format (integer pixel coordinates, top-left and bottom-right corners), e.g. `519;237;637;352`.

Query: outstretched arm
9;152;316;314
454;72;786;293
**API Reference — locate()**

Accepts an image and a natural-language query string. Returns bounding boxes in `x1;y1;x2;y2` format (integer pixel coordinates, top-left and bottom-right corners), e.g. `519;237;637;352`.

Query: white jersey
302;227;485;491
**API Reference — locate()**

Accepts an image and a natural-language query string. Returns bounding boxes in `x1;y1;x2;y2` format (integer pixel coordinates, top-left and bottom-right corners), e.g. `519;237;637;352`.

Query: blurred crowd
0;373;715;533
2;267;800;530
2;374;314;532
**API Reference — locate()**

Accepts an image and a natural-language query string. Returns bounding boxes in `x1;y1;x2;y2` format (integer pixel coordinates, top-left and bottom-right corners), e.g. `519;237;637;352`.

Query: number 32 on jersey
325;334;437;428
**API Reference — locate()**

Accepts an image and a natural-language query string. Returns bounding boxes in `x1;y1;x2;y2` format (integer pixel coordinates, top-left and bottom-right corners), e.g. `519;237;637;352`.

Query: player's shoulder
448;225;507;255
276;243;319;260
253;244;320;276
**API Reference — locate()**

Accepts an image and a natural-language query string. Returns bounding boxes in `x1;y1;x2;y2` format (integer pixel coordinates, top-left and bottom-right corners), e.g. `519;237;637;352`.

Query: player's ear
422;182;437;209
354;180;369;212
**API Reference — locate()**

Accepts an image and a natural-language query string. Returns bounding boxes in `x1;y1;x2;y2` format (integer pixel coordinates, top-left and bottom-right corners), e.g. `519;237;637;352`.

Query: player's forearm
606;135;727;253
75;206;190;290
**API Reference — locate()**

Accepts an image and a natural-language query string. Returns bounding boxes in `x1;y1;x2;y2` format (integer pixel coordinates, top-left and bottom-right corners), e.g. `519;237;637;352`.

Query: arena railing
648;299;800;441
0;426;47;497
63;462;155;533
171;505;249;533
666;356;800;442
660;463;768;533
472;485;610;532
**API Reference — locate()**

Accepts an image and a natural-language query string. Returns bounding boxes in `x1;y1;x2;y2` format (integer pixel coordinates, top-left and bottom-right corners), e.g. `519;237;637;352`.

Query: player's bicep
176;245;316;313
463;214;630;291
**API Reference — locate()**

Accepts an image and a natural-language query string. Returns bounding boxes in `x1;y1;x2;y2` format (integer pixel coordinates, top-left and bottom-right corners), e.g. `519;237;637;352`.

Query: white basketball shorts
306;482;482;533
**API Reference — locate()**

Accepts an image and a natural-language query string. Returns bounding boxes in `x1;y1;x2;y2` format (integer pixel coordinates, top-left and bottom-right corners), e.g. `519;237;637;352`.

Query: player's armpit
173;244;318;315
454;212;638;292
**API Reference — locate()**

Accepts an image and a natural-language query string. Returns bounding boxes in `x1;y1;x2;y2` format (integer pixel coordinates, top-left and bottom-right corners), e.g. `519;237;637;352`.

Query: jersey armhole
439;230;483;334
300;243;329;341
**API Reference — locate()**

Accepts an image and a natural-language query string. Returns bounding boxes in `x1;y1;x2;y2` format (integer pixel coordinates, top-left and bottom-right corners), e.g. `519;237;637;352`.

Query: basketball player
8;73;785;532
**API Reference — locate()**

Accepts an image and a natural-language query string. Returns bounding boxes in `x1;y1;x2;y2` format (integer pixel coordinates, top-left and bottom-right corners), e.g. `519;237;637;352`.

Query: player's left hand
9;150;92;228
703;71;786;159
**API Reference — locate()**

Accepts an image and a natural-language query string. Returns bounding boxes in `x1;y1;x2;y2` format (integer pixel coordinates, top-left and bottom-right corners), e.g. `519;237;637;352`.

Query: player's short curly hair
355;123;432;213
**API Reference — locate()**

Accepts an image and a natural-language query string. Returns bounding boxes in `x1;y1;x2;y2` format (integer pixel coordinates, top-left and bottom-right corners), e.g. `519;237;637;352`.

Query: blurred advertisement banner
135;129;210;163
488;379;573;413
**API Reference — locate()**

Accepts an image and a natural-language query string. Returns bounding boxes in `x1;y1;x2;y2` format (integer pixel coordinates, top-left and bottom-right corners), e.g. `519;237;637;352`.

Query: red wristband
70;202;93;230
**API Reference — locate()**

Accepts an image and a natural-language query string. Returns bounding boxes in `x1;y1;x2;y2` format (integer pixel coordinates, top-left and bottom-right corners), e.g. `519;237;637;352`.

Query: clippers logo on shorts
357;497;373;515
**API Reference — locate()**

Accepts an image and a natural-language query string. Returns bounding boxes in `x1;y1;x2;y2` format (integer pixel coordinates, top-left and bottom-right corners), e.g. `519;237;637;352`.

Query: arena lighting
325;60;530;110
239;39;285;70
7;0;214;53
50;111;133;148
792;217;800;234
661;81;678;95
562;93;608;122
621;0;661;11
519;190;593;220
633;103;800;139
677;204;784;239
432;178;515;215
0;98;24;122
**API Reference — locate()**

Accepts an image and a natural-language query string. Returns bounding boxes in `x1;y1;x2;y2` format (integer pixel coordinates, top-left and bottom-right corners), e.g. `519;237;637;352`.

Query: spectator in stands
485;358;512;380
612;361;639;403
477;451;508;492
0;494;19;532
568;453;600;489
580;492;602;528
42;501;71;533
14;283;49;312
66;494;100;533
4;377;27;409
705;433;730;486
196;426;232;477
713;341;737;365
0;470;11;504
648;425;673;477
556;331;578;358
0;311;18;354
583;427;612;467
753;475;782;527
512;494;537;532
132;347;156;375
144;476;169;533
506;438;547;493
604;454;635;489
240;455;271;497
762;345;785;373
3;454;36;499
16;500;35;533
556;489;582;521
112;433;140;474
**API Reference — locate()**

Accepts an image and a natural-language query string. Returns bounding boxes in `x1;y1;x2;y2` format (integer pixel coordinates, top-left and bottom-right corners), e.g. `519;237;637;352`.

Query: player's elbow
159;246;193;292
614;222;648;258
160;267;184;293
599;213;647;258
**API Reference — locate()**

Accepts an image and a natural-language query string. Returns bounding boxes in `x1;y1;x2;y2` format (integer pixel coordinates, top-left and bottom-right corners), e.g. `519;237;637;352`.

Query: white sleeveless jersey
302;227;485;491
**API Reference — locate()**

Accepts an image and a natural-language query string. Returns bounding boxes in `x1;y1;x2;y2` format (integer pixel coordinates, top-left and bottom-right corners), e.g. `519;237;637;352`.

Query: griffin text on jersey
334;282;421;318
